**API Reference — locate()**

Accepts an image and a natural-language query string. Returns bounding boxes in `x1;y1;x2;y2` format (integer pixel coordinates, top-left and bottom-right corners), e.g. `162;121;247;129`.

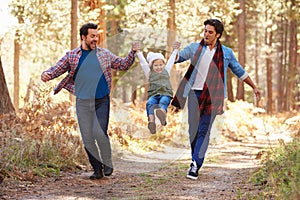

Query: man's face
83;28;98;50
204;24;220;45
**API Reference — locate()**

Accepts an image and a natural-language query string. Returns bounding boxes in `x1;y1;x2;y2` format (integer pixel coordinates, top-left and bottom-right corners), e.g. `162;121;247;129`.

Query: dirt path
1;131;285;200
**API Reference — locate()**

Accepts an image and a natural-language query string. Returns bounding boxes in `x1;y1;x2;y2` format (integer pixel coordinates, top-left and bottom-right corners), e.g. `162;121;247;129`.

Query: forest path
1;131;289;200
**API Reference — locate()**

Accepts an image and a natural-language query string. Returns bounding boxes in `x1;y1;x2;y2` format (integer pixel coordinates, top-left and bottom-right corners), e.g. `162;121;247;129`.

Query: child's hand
132;41;141;52
173;41;181;49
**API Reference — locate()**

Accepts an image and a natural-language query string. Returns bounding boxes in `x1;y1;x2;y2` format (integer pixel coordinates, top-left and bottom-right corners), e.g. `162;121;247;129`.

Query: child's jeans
146;95;171;116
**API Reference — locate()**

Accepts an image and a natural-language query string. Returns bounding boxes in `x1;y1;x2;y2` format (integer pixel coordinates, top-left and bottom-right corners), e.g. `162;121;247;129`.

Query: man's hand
132;41;141;52
170;105;180;114
254;88;261;102
41;71;51;82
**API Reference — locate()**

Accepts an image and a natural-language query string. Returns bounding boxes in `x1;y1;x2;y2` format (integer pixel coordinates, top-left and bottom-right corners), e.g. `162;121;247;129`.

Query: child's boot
156;108;167;126
148;114;156;134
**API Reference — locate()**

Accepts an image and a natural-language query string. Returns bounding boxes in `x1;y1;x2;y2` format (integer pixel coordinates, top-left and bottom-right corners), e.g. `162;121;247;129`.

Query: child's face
152;59;165;73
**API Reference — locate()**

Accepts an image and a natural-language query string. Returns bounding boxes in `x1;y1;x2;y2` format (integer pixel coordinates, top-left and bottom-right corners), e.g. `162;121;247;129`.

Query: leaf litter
0;87;297;200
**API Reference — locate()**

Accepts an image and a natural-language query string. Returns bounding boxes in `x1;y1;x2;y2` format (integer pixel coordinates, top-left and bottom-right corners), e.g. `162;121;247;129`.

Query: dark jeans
76;95;112;171
188;90;216;168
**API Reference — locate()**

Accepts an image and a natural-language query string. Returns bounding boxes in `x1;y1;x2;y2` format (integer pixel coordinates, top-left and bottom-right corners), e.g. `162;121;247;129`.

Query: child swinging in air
137;41;181;134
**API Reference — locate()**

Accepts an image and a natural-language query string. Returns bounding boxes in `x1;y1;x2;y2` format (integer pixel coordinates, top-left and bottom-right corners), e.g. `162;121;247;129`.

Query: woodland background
0;0;299;199
0;0;299;114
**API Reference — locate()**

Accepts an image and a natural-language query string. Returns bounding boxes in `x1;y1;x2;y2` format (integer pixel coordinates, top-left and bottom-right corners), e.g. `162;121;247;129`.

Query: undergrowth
250;121;300;200
0;84;87;181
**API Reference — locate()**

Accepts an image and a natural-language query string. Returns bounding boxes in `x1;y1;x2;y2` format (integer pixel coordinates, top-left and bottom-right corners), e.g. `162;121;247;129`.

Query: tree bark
70;0;78;102
287;0;297;110
96;2;107;48
110;17;118;93
254;14;260;91
13;31;20;112
0;54;15;115
276;12;284;112
265;6;273;114
226;71;234;102
236;0;245;100
266;32;273;114
224;30;234;101
166;0;178;91
166;0;176;58
71;0;78;49
283;8;289;111
85;0;107;48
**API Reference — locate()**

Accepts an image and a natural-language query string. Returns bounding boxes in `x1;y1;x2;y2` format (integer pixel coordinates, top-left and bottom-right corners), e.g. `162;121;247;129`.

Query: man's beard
87;41;96;50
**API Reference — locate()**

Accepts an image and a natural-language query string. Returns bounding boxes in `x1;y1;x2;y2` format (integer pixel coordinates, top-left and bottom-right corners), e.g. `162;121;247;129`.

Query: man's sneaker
103;165;113;176
186;160;199;180
156;108;167;126
89;170;103;180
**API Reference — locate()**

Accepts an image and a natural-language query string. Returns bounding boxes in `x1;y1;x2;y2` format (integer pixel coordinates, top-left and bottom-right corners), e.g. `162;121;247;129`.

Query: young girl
137;41;181;134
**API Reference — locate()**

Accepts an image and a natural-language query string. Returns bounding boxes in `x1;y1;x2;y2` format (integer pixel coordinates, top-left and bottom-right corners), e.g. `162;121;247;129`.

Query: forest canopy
0;0;299;114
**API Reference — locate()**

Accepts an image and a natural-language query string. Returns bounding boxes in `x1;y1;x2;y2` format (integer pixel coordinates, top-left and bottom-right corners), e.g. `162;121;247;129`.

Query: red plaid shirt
44;46;136;95
172;39;224;115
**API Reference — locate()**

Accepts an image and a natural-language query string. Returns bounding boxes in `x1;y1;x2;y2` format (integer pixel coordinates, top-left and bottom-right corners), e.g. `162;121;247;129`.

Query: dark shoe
103;165;113;176
156;108;167;126
89;170;103;180
186;161;199;180
148;122;156;134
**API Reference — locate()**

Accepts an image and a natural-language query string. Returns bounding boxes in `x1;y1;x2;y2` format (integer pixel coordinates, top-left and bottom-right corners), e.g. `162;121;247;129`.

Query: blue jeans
146;95;171;116
188;90;216;168
76;95;112;170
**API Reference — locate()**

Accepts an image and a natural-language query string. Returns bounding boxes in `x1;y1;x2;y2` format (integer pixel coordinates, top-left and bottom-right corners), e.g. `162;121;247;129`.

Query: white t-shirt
191;47;216;90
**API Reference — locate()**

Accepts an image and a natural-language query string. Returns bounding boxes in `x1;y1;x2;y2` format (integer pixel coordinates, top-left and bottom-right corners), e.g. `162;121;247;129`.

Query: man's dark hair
80;23;98;40
204;19;224;38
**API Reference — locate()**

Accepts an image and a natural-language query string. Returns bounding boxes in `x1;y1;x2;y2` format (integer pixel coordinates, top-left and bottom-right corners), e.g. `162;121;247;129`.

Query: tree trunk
226;71;234;102
288;0;297;110
166;0;178;92
224;30;234;101
0;54;15;115
276;12;284;112
254;14;260;91
13;31;20;112
108;0;119;97
297;55;300;109
71;0;78;50
131;86;137;105
70;0;78;102
254;26;260;108
236;0;245;100
96;3;107;48
166;0;176;58
266;29;273;114
85;0;107;48
283;9;289;111
85;0;111;99
110;17;118;93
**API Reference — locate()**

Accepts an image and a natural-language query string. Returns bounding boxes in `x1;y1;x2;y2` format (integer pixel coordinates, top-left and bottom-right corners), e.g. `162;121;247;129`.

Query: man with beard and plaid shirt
41;23;140;180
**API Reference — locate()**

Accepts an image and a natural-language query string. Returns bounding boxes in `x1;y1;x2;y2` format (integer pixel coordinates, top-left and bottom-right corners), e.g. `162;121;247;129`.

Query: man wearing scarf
171;19;261;180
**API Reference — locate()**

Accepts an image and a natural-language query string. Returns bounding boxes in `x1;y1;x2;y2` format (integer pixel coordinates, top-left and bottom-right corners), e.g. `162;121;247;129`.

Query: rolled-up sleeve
44;53;70;80
110;50;136;70
226;48;248;80
177;43;199;63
